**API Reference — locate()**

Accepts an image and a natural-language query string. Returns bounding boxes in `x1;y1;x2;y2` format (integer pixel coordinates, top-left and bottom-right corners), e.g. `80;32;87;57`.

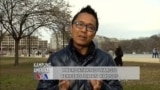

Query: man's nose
81;25;87;32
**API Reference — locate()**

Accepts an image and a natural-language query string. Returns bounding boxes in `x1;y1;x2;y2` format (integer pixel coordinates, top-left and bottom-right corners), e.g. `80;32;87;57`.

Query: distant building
39;40;48;49
0;33;48;55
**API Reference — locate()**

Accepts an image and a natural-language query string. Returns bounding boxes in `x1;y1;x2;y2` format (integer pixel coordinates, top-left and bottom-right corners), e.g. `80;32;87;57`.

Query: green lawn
0;57;160;90
0;57;46;90
122;61;160;90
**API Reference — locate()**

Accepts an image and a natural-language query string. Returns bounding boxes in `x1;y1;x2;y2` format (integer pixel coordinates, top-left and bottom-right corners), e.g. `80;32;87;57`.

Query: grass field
0;56;160;90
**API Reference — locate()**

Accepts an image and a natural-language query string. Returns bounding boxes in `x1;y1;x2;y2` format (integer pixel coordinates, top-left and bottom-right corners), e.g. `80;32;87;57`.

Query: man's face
70;12;97;46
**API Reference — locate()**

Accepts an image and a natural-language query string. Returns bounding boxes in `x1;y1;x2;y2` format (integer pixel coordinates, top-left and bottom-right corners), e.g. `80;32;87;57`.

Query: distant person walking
156;48;159;58
152;48;158;58
114;45;123;66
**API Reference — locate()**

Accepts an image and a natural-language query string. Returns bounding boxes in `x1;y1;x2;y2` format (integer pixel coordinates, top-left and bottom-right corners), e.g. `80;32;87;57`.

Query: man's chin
76;42;89;47
73;39;89;46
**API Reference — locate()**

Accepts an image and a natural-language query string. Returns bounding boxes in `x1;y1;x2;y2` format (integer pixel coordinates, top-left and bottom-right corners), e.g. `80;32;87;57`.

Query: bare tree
57;9;71;48
119;33;160;54
0;26;7;51
50;3;71;50
0;0;71;65
0;11;6;49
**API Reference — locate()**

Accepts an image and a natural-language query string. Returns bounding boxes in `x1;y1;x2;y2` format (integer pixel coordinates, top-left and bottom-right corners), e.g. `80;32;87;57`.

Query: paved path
123;54;160;63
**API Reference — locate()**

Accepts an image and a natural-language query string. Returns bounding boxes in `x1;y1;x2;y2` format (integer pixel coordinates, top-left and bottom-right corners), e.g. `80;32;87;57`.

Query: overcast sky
41;0;160;41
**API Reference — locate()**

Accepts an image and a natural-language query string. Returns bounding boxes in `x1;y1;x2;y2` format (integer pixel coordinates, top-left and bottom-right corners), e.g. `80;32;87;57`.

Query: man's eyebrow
75;20;95;26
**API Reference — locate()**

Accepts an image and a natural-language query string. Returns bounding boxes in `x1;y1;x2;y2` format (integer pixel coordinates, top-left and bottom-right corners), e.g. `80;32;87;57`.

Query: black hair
71;5;99;31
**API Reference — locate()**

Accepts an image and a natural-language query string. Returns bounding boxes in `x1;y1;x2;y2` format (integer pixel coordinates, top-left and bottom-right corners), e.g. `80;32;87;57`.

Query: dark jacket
115;47;123;58
114;47;123;66
37;40;123;90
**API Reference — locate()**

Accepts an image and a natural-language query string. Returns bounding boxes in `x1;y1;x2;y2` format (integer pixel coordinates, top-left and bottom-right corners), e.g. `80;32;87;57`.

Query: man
114;45;123;66
152;48;156;58
37;5;123;90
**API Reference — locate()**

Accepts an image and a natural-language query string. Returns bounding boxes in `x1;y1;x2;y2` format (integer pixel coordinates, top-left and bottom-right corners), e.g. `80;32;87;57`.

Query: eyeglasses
73;21;96;32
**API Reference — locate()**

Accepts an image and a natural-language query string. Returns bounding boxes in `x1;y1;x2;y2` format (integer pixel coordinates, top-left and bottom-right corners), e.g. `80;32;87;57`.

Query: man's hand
90;80;102;90
59;80;70;90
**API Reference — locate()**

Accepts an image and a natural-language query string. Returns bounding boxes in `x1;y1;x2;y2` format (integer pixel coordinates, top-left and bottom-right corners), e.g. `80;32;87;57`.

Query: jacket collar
68;39;96;57
67;39;96;65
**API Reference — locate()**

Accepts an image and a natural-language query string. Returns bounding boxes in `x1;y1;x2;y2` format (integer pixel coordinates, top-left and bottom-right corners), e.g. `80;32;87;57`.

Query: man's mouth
78;35;87;40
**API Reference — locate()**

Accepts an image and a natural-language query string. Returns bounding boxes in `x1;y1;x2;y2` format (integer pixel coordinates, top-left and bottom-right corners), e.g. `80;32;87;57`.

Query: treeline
119;34;160;54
